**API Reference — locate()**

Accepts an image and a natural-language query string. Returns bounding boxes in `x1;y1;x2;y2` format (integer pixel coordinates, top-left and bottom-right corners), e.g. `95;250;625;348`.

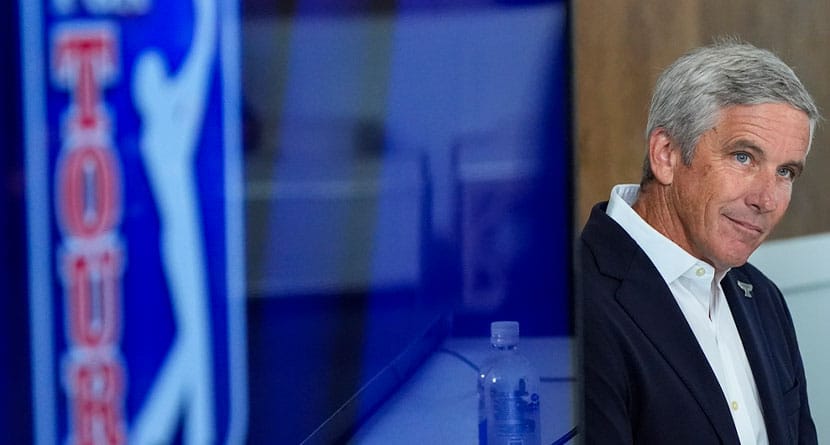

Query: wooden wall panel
575;1;830;238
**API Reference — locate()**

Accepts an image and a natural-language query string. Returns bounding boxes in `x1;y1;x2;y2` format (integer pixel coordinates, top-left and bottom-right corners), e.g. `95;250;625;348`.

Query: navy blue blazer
580;202;817;444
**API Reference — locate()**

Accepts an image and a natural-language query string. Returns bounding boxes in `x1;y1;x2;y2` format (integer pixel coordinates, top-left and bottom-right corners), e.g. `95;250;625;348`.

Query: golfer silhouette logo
130;0;217;443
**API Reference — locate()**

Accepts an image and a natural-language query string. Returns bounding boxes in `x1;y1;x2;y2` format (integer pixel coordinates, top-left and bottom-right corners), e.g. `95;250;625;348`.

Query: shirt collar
605;184;727;284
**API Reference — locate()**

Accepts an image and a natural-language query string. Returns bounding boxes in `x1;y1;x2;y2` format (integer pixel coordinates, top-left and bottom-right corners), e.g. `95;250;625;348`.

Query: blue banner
20;0;247;443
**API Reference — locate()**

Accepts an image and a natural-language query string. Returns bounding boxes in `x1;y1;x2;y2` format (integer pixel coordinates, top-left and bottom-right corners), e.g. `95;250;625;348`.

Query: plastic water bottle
478;321;541;445
477;346;498;444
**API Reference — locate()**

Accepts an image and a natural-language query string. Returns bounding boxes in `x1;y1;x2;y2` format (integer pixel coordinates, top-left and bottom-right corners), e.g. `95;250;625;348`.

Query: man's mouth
725;215;765;235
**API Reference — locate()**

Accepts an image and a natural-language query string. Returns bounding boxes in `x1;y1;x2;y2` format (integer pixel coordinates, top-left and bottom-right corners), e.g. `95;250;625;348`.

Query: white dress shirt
606;184;768;445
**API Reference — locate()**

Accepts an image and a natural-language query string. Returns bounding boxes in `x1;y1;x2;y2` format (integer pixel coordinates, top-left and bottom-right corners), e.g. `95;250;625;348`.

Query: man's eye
778;167;795;179
735;152;751;164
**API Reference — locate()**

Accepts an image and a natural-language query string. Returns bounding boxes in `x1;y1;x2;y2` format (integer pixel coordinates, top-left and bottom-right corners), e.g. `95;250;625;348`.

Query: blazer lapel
583;203;740;442
723;274;787;443
613;250;741;444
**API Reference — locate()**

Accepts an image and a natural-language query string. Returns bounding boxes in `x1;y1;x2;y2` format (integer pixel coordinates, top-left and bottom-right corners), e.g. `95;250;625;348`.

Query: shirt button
696;268;705;277
731;401;739;411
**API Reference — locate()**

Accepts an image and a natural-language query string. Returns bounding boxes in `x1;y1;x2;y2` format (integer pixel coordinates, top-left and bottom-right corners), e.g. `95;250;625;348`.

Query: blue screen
242;1;572;442
4;1;572;443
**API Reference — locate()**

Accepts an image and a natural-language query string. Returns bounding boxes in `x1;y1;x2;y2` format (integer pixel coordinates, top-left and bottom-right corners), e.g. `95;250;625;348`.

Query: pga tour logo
53;22;128;445
24;0;246;444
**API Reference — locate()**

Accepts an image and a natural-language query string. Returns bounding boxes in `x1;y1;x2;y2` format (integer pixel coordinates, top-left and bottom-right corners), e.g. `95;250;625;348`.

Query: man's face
668;103;810;271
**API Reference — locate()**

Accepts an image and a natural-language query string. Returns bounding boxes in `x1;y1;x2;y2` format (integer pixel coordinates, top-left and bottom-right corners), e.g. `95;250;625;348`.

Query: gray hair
642;40;820;182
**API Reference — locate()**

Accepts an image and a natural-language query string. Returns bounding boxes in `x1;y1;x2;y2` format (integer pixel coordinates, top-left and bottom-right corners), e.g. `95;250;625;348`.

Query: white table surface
349;336;575;444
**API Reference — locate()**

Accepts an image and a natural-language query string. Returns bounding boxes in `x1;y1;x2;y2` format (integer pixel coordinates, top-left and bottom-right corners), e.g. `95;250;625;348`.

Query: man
581;41;820;444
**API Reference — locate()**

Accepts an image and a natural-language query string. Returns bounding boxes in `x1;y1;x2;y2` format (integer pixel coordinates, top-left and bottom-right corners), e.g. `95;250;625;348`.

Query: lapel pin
737;281;754;298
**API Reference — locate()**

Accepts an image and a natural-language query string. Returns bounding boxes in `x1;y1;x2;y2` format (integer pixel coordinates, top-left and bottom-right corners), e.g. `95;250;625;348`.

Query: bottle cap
490;321;519;347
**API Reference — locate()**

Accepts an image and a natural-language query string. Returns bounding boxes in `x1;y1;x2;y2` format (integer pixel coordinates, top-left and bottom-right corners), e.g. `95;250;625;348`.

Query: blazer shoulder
580;202;645;281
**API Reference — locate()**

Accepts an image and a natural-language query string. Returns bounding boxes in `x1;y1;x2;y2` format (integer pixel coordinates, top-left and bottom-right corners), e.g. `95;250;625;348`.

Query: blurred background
3;0;830;444
2;0;572;444
240;1;573;443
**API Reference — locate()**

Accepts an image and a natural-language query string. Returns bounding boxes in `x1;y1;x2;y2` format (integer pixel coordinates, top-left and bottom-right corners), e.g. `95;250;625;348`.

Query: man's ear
647;128;679;185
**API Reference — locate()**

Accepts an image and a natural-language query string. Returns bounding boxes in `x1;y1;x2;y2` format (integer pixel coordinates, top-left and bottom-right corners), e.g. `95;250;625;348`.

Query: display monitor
241;0;572;443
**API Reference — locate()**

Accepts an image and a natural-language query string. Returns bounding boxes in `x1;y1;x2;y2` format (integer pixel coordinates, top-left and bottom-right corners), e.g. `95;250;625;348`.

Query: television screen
241;0;572;443
2;0;572;443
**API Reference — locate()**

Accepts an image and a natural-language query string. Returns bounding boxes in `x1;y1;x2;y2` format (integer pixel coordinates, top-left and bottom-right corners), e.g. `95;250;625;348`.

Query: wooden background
574;1;830;239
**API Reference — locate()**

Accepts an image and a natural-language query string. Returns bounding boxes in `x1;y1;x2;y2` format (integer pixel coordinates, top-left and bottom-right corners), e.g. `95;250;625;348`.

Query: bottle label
487;385;540;445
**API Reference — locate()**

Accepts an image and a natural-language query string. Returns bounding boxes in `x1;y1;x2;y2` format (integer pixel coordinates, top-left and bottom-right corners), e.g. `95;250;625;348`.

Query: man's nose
746;173;780;213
